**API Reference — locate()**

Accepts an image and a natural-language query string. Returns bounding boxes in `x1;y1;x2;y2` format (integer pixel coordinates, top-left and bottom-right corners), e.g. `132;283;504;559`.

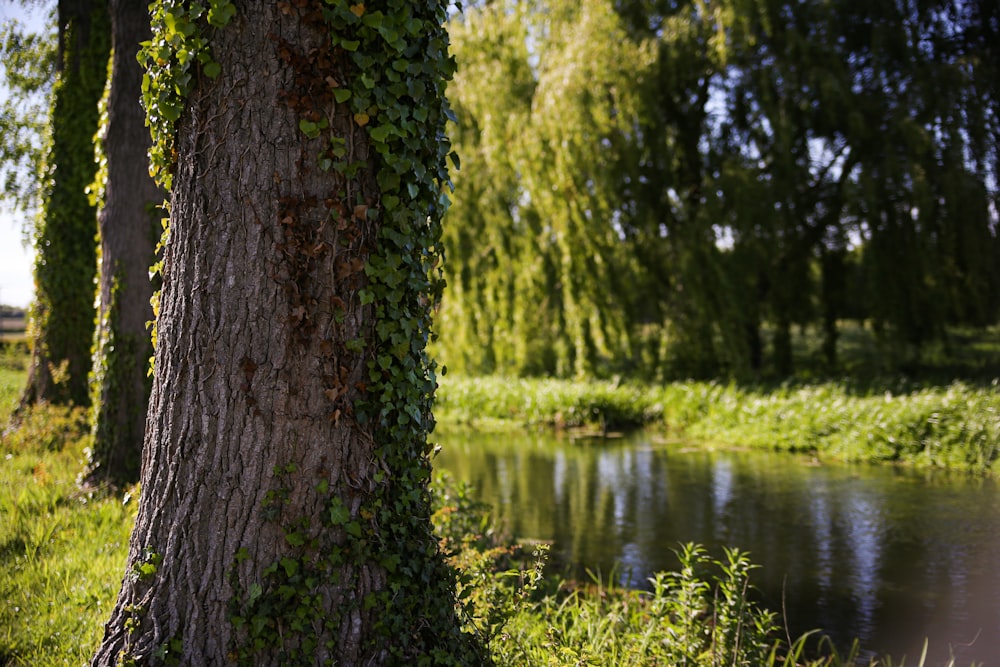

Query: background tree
439;0;1000;381
20;0;109;407
618;0;745;378
836;0;1000;363
438;1;538;375
93;2;482;664
81;0;161;489
442;0;652;378
517;0;648;377
0;9;56;222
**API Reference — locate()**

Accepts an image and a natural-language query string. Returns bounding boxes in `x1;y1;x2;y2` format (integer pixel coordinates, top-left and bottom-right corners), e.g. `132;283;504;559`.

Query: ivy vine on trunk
83;0;162;490
92;1;483;665
20;0;109;409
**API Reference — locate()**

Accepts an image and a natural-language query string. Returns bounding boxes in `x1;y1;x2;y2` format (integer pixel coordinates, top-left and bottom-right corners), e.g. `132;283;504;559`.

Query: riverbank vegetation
437;373;1000;473
436;323;1000;473
0;354;980;666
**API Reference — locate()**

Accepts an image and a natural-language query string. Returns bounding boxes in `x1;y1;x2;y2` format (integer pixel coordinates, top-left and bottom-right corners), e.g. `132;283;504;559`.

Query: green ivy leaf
202;60;221;79
369;124;391;142
280;557;299;577
207;0;236;27
299;119;320;138
329;502;349;526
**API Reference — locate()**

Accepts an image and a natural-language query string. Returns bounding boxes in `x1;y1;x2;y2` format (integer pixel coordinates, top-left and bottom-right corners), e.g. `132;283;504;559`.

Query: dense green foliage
0;12;56;220
86;272;149;486
438;0;1000;380
321;1;483;661
23;2;110;406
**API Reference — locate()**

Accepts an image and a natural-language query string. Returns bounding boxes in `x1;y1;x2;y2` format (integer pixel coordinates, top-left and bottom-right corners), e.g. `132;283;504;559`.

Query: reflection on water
433;429;1000;665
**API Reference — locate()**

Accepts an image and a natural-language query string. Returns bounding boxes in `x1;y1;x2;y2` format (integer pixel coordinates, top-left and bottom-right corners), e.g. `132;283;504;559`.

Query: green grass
0;343;29;417
758;322;1000;383
0;363;136;666
436;323;1000;472
658;379;1000;469
435;376;660;431
436;377;1000;472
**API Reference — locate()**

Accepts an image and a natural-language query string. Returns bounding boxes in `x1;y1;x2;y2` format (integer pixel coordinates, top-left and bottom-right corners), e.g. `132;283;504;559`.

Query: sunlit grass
435;376;660;431
437;376;1000;472
658;379;1000;470
0;359;135;666
0;344;28;417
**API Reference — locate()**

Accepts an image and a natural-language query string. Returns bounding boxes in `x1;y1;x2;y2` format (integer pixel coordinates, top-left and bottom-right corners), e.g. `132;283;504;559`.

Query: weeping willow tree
517;0;652;378
441;0;653;378
836;0;1000;362
440;0;1000;381
437;2;538;376
617;0;750;379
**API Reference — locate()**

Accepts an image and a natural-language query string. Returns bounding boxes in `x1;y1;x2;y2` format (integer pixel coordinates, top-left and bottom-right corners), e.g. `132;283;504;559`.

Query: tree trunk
83;0;161;489
820;249;845;371
92;3;480;665
20;0;109;408
772;317;793;377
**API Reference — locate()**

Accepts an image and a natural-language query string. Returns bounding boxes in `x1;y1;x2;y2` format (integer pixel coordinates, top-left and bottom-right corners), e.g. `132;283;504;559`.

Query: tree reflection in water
434;429;1000;664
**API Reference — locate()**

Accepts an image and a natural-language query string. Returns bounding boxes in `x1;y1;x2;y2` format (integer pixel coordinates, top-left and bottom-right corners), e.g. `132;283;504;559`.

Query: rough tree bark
20;0;109;408
83;0;161;489
92;2;479;665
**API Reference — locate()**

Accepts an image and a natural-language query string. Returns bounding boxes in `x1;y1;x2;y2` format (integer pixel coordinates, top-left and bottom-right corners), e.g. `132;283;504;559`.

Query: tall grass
658;379;1000;470
437;376;1000;472
433;473;979;667
435;376;660;431
0;342;28;417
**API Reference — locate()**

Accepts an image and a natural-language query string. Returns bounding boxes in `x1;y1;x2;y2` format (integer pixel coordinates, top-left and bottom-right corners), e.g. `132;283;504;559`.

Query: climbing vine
139;0;235;191
138;0;235;367
315;3;479;659
227;1;479;662
23;4;110;407
138;0;481;663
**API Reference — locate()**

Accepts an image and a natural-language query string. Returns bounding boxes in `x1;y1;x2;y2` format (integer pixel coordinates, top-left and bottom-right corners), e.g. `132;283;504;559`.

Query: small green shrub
2;403;90;454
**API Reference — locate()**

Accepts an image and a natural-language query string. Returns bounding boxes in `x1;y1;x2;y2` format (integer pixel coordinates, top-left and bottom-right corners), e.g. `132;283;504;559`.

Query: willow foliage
440;0;1000;380
441;0;655;378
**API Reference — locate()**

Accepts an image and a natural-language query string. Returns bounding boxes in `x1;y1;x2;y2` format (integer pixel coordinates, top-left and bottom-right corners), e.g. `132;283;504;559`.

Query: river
434;429;1000;665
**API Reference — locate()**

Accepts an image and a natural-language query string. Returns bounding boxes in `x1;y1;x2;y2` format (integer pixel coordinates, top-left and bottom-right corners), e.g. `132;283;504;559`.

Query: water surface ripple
435;430;1000;665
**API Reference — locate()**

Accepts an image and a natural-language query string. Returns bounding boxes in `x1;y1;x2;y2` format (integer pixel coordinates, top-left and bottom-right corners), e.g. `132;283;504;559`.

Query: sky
0;2;49;309
0;208;34;309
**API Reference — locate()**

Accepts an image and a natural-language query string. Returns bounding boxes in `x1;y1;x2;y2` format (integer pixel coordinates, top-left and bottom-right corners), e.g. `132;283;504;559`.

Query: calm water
434;429;1000;666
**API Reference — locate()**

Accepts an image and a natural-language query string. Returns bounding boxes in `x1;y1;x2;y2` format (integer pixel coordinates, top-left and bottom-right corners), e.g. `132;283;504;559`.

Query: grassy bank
0;350;984;665
436;376;1000;472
